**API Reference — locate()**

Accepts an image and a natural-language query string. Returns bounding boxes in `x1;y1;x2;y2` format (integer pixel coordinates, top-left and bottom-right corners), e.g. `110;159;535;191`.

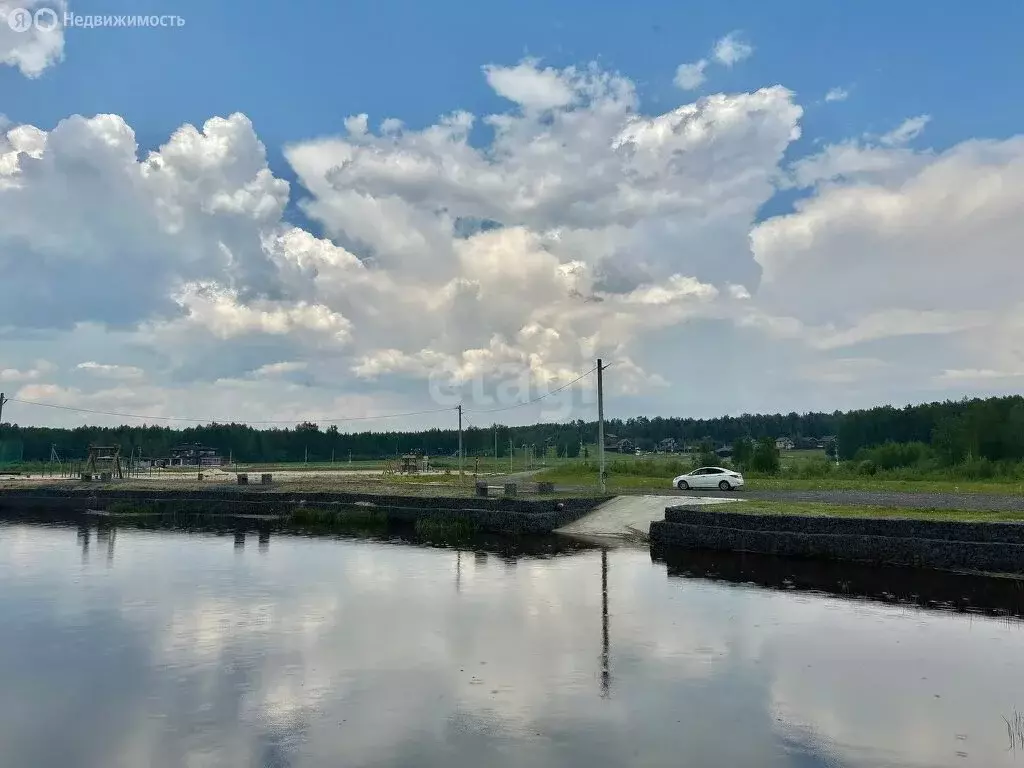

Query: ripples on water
0;520;1022;768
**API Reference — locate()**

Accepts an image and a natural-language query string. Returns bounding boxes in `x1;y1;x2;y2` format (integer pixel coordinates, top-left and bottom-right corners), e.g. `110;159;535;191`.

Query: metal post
457;404;463;481
597;359;606;493
509;438;513;473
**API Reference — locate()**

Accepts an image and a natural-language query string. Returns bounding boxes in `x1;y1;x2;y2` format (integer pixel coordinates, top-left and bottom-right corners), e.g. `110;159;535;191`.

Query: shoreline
651;505;1024;575
0;486;608;536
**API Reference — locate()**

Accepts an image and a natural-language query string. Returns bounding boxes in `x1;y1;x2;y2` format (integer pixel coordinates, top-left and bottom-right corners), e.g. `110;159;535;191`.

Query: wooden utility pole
0;392;6;429
597;359;606;494
457;404;463;481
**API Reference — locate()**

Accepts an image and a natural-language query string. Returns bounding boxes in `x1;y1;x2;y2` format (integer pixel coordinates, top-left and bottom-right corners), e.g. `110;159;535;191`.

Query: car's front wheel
718;480;732;491
677;480;690;491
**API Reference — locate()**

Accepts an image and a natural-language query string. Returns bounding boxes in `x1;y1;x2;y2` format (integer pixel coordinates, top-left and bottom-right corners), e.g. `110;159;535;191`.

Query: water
1;521;1023;768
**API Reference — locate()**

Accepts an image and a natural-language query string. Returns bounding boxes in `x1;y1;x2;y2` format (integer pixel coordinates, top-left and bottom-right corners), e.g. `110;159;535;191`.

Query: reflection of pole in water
77;525;90;562
600;548;611;698
96;527;116;565
455;550;462;593
234;532;246;551
258;530;270;554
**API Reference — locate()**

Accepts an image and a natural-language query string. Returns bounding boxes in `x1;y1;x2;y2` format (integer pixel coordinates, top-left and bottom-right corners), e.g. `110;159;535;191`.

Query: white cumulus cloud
1;56;1022;425
712;31;753;66
0;0;66;77
674;59;707;90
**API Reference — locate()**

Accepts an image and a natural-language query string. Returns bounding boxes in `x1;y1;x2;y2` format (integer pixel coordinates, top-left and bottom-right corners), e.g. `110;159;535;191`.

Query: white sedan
672;466;745;491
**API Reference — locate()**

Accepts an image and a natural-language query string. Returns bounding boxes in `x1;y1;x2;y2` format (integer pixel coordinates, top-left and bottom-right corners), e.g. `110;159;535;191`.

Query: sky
1;0;1023;430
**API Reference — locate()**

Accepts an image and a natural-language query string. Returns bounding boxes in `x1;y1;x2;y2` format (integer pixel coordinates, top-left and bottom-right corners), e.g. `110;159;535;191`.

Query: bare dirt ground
628;487;1024;512
0;467;571;499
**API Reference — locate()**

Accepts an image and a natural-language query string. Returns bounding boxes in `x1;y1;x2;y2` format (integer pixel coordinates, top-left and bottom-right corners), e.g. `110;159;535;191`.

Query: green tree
732;437;754;469
750;437;780;473
691;438;718;469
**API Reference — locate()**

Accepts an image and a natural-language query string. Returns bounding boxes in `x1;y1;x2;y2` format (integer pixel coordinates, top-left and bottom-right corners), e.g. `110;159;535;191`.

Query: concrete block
237;474;249;485
261;473;273;485
537;481;555;494
475;481;488;497
504;483;518;497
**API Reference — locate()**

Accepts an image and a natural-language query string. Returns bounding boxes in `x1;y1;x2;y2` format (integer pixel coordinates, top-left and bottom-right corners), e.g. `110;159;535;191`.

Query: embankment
650;505;1024;574
0;487;607;536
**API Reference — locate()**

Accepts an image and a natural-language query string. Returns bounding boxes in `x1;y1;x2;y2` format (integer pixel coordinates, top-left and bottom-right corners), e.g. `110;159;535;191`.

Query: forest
0;395;1021;468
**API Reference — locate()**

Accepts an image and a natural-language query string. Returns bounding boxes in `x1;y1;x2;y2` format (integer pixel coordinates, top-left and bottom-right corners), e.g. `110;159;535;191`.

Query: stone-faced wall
651;504;1024;574
664;506;1024;544
0;488;608;536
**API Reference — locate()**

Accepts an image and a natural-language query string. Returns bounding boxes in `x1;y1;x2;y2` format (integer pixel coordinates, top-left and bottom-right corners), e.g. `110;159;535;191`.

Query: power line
463;365;600;415
5;361;609;425
5;397;456;426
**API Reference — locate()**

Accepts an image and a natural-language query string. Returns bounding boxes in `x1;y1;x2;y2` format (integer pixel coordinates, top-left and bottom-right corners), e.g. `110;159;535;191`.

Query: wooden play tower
85;445;124;480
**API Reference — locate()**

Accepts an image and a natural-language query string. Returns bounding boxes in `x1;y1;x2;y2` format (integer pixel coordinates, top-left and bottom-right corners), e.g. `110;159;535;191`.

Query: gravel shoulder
661;488;1024;512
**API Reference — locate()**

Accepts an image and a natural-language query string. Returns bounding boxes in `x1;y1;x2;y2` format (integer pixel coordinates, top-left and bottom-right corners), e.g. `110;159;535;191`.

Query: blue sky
2;0;1023;426
5;0;1023;169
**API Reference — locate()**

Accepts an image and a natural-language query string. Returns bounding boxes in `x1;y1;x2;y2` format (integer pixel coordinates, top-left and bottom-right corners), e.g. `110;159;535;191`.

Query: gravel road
658;488;1024;512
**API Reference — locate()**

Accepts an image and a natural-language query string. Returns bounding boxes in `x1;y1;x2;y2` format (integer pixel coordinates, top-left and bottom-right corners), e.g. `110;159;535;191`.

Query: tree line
0;395;1020;466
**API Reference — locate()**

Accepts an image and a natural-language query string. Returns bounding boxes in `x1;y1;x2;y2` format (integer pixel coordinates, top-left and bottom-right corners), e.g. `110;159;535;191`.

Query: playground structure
83;445;124;481
382;454;431;476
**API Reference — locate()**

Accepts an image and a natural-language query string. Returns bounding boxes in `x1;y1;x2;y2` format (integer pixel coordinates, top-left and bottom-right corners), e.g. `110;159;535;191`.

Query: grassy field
725;500;1024;523
534;450;1024;495
8;448;1024;497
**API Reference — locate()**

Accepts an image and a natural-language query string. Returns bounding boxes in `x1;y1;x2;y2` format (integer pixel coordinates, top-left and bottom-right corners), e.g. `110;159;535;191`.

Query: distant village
136;443;227;469
602;434;835;457
130;435;836;467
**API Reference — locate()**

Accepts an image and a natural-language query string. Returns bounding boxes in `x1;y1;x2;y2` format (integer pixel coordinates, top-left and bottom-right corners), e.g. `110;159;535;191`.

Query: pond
0;521;1022;767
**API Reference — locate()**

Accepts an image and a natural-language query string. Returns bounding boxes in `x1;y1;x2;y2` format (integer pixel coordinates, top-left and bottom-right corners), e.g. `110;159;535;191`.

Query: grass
722;500;1024;523
534;454;1024;495
414;516;480;540
736;476;1024;494
289;506;388;529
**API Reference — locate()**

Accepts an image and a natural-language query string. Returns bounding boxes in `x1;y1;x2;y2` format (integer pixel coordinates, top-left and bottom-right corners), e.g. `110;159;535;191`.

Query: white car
672;466;745;491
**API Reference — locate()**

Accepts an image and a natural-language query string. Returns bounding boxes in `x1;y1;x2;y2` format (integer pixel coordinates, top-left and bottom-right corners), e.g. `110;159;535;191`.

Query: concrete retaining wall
651;505;1024;573
0;489;605;536
373;503;592;535
664;506;1024;544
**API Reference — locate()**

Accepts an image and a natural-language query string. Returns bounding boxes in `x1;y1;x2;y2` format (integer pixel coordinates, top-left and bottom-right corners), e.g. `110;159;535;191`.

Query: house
715;445;734;458
615;438;635;454
775;437;795;451
169;443;224;467
657;438;678;453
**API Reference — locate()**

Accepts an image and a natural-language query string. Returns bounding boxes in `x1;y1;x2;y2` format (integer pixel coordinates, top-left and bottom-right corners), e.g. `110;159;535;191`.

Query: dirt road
651;487;1024;512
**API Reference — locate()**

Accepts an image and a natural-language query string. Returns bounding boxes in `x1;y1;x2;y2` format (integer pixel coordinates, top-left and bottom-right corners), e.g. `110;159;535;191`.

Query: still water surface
0;522;1022;767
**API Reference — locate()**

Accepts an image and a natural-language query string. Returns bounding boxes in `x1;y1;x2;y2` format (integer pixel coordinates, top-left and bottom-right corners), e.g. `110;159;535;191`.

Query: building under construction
167;443;224;467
